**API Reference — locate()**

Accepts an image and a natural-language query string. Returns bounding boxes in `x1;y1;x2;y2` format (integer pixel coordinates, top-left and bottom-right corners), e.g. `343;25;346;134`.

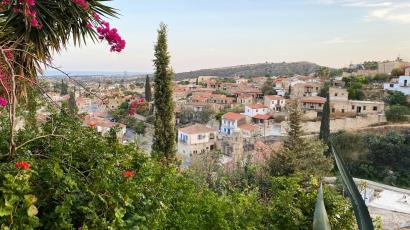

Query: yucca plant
313;184;331;230
330;144;374;230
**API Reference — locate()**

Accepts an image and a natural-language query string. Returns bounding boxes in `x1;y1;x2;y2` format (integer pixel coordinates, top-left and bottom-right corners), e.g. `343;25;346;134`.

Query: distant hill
175;61;322;80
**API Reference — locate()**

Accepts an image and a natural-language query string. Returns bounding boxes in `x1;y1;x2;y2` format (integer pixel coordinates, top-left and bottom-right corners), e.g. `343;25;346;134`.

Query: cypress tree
283;102;304;150
68;89;78;115
152;23;176;161
60;79;68;96
145;75;152;102
319;90;330;145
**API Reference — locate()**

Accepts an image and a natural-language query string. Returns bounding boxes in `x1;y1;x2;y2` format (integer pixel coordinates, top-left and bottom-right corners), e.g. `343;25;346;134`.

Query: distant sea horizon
42;70;150;77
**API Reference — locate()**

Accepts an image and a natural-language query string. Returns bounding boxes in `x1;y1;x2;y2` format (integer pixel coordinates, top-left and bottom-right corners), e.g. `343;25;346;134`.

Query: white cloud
323;37;364;44
313;0;410;24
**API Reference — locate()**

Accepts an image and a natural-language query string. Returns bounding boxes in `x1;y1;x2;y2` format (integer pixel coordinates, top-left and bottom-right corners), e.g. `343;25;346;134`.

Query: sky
50;0;410;73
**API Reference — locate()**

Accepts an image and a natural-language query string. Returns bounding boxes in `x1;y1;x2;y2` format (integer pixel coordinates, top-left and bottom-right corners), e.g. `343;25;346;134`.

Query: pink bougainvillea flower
92;11;100;21
72;0;88;10
96;20;126;53
0;97;7;107
15;161;30;170
122;170;135;178
3;48;13;60
26;0;35;6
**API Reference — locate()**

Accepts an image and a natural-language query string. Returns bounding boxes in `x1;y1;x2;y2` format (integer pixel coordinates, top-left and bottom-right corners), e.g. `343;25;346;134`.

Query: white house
220;112;245;135
177;124;218;166
264;95;286;112
244;104;269;117
384;75;410;95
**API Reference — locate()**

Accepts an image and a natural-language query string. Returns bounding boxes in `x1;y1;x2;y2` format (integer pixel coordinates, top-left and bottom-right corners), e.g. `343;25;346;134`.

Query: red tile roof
253;114;272;120
301;96;326;104
265;95;284;100
223;112;244;120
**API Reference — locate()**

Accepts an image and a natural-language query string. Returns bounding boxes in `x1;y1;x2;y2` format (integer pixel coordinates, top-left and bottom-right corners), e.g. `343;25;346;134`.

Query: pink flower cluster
0;97;7;107
96;21;126;52
1;0;42;28
72;0;88;10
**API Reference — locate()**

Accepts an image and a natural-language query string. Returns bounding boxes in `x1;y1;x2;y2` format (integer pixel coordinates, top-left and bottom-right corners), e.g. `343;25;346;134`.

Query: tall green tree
68;90;78;115
320;90;330;145
152;23;176;161
262;77;275;95
283;103;304;149
145;75;152;102
60;80;68;96
269;103;333;177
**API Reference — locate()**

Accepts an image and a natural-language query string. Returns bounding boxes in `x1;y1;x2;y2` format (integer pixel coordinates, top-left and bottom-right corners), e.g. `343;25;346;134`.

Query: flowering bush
0;0;125;53
15;161;30;170
122;170;135;178
0;97;7;107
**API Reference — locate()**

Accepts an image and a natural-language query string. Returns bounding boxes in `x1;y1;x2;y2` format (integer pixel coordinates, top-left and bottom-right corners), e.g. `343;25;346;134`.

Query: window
373;106;377;111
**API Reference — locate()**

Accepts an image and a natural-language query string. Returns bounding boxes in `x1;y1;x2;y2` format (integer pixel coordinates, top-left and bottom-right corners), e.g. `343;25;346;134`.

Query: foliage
385;105;409;122
313;184;331;230
125;117;145;134
262;77;275;95
343;76;366;100
384;90;408;107
144;75;152;102
269;104;333;178
265;176;355;230
331;145;374;230
60;80;68;96
372;73;389;83
0;0;119;79
111;102;128;122
68;90;78;115
174;61;321;80
178;108;214;125
391;67;404;77
319;91;330;146
332;130;410;188
363;61;378;70
152;23;177;161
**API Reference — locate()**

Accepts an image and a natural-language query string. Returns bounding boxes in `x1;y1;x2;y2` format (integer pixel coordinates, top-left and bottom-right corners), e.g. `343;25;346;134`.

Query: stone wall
302;114;387;134
281;114;387;134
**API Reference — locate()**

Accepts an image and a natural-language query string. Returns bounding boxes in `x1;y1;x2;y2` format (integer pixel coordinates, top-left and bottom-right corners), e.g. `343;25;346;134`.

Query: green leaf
331;145;374;230
313;184;331;230
0;206;13;217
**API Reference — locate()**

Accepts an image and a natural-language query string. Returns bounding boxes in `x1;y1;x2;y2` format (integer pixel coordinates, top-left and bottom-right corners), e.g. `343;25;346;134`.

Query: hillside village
39;58;410;170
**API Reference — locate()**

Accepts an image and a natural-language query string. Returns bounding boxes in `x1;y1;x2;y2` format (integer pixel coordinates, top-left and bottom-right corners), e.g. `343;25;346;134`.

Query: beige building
378;59;410;75
177;124;218;165
301;96;326;111
291;82;321;98
329;87;385;115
